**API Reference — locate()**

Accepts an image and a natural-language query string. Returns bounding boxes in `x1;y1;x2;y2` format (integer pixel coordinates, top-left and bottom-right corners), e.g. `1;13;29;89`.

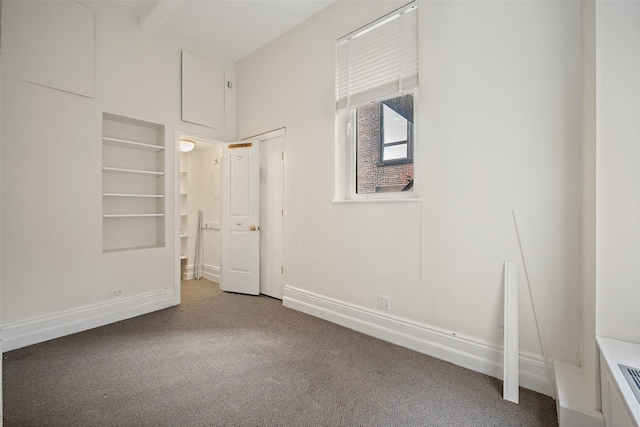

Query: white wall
237;0;583;365
1;1;235;331
595;1;640;343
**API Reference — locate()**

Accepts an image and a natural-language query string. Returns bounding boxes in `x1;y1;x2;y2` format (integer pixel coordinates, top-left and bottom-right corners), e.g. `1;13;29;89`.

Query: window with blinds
336;1;418;110
335;2;419;200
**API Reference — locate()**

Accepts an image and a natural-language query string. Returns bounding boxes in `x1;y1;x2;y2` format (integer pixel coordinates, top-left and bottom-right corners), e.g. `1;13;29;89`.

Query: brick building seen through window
356;94;414;194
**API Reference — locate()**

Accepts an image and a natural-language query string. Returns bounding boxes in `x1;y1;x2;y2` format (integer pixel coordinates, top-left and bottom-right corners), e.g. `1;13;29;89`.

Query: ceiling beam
139;0;184;35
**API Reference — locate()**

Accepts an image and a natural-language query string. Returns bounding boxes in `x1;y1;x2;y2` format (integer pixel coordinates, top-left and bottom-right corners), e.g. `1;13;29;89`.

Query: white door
260;133;285;299
220;142;261;295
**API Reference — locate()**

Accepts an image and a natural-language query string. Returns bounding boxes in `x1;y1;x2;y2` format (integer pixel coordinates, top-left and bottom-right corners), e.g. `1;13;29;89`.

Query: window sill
331;197;421;204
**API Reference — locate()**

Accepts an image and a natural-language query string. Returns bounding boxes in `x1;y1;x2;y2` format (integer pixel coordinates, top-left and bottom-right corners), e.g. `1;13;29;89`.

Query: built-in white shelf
102;113;165;253
103;193;164;198
102;136;165;151
104;244;164;254
103;167;164;176
103;213;165;218
179;152;188;278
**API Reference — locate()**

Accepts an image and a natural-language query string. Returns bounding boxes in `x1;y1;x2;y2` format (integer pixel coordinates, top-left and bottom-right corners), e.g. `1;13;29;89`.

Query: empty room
1;1;639;426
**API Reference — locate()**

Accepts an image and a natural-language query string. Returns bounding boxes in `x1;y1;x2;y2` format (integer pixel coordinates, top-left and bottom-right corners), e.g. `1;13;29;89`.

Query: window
354;95;414;194
380;95;413;164
335;2;419;200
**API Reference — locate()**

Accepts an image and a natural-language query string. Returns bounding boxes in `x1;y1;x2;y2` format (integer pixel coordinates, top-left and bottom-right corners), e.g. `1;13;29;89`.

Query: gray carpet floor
3;279;558;426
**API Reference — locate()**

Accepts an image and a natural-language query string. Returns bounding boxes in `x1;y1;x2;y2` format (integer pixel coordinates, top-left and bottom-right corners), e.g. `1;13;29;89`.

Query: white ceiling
112;0;336;62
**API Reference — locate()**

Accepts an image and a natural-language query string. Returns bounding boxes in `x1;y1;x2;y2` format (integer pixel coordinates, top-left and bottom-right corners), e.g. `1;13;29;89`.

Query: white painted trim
183;264;198;280
2;288;178;352
202;264;220;283
175;131;182;305
283;285;554;397
183;263;194;280
182;264;220;283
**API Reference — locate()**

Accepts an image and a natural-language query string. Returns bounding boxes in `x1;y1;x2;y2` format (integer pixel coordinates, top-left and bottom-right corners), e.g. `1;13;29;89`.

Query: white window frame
335;93;419;202
334;1;419;202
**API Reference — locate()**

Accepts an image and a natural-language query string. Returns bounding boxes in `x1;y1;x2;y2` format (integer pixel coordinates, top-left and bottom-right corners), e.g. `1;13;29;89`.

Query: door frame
242;128;286;298
174;131;224;304
173;128;286;301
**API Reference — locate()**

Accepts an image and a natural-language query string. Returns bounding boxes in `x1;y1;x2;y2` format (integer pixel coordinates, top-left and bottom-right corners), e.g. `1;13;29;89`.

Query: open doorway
177;129;285;300
177;133;223;288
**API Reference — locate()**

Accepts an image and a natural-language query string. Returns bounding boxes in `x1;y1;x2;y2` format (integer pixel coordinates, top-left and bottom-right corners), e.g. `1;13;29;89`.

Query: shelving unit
103;214;165;218
103;193;165;198
102;113;165;253
180;153;189;276
102;166;165;176
103;137;165;151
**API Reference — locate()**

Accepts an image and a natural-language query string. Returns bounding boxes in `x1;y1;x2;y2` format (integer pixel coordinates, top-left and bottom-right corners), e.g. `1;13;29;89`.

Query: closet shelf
103;214;165;218
103;167;164;176
102;113;165;253
105;244;163;254
103;193;165;198
103;137;165;151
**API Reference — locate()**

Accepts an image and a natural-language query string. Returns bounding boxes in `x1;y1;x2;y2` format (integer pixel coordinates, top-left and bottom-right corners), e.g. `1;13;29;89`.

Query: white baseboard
182;263;193;280
283;285;555;397
202;264;220;283
182;264;219;283
2;287;178;352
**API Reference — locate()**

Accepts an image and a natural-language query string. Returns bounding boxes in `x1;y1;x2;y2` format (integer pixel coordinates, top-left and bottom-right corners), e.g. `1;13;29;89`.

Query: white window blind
336;1;418;110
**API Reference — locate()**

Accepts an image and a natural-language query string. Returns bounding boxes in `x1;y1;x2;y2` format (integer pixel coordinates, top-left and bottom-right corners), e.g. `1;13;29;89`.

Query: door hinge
281;152;284;160
281;266;284;274
281;209;284;217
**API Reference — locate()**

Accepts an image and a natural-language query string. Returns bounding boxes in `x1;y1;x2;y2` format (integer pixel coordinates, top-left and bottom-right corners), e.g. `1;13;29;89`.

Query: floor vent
619;364;640;404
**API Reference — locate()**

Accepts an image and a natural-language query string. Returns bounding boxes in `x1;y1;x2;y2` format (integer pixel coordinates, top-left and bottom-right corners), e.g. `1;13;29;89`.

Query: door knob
249;226;259;231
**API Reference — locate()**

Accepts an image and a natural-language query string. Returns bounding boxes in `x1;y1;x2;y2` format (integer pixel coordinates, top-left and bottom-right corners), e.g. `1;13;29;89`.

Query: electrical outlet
110;288;124;297
498;322;505;340
377;295;391;311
